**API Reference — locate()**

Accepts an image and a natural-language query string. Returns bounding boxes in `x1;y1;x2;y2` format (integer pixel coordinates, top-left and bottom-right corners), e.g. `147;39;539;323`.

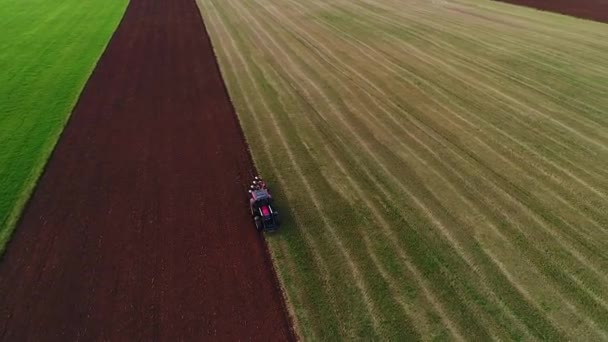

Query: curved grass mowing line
0;0;128;254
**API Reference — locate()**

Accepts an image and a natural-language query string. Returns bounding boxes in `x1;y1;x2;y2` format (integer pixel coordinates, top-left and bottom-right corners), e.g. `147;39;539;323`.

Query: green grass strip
0;0;128;254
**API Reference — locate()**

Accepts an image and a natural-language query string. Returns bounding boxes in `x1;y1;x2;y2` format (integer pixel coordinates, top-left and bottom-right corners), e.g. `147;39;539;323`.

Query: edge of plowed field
0;1;129;257
205;21;299;342
1;0;297;338
494;0;608;24
196;5;299;337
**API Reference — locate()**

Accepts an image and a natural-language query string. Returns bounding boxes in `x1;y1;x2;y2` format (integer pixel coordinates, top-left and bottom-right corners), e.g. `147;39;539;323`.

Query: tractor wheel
274;212;280;226
254;216;263;232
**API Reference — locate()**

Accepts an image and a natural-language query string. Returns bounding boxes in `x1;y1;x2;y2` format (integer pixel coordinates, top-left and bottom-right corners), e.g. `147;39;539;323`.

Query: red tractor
248;177;279;232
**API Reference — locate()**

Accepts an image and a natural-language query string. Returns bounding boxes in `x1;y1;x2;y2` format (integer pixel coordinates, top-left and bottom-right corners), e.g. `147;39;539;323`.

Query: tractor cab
250;189;270;203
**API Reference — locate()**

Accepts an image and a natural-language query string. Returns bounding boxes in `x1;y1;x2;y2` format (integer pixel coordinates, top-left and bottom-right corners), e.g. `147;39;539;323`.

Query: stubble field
197;0;608;339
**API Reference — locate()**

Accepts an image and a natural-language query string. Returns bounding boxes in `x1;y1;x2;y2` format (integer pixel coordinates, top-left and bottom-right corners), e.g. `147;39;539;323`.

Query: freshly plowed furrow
0;0;293;339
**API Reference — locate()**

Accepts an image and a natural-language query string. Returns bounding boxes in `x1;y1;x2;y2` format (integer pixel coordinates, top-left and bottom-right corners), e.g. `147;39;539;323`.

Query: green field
197;0;608;339
0;0;127;252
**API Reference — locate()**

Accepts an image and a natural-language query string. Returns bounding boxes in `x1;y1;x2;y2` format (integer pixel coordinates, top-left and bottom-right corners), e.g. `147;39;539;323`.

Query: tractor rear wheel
254;216;263;232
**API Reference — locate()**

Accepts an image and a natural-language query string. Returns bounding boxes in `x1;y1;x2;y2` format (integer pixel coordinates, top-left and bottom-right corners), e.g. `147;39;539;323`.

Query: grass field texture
0;0;127;252
197;0;608;339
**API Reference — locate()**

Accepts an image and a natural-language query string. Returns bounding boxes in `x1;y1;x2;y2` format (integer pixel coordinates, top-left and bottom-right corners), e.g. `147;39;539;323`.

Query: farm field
197;0;608;339
0;0;127;252
0;0;292;339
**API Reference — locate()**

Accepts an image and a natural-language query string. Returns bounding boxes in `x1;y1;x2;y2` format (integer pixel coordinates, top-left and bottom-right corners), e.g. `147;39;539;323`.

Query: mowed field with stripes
196;0;608;340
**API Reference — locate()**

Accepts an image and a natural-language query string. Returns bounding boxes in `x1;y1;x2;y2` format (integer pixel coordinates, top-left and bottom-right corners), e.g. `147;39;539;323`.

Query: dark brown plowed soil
496;0;608;24
0;0;293;340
